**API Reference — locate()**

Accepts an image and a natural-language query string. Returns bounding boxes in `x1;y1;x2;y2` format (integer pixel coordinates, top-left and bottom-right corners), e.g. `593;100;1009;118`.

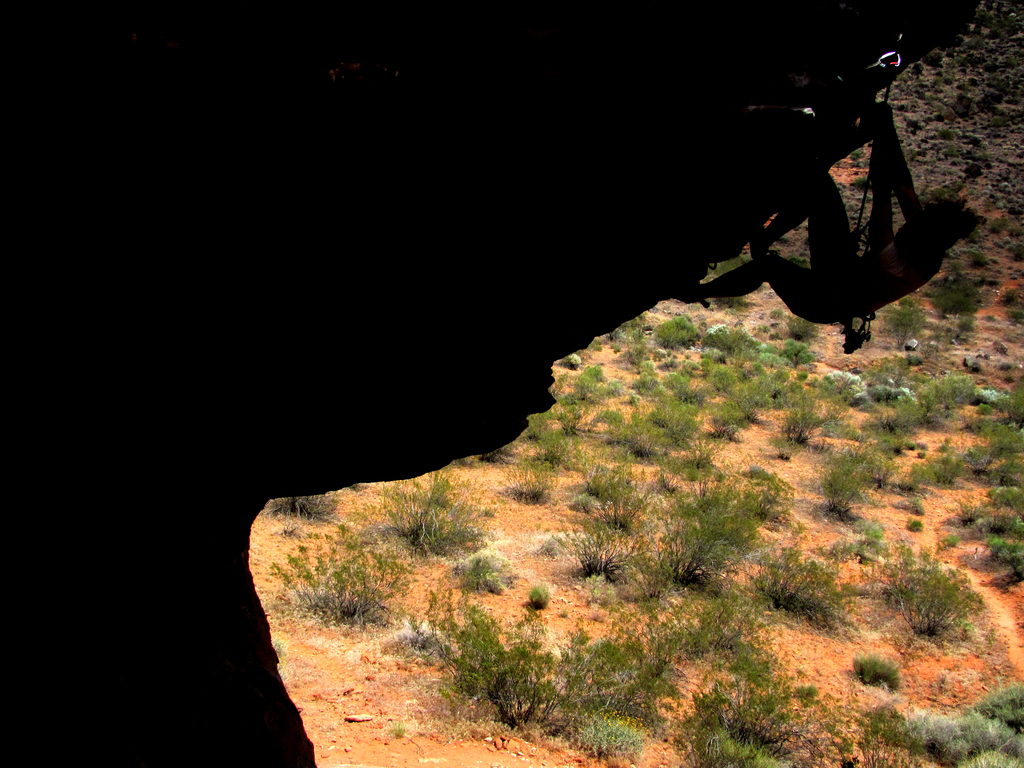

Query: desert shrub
861;450;897;489
907;518;924;532
923;451;966;486
857;706;919;768
663;372;707;405
434;604;559;727
575;714;646;759
561;353;583;370
505;461;555;504
1004;385;1024;429
781;393;828;444
831;520;887;564
989;486;1024;513
264;494;335;521
958;752;1023;768
533;427;574;467
552;399;588;436
573;365;607;402
988;537;1024;582
584;574;618;607
741;468;794;524
648;397;699;446
733;379;775;424
821;451;872;520
676;593;764;661
528;584;551;610
683;656;845;768
970;684;1024;734
647;487;761;589
655;315;699;349
872;399;925;434
821;371;867;406
432;599;678;730
709;401;746;440
883;297;927;348
918;374;977;424
383;472;485;555
705;324;759;358
563;521;641;581
853;654;901;689
786;316;818;342
455;549;514;594
928;268;981;316
781;339;814;366
609;413;665;458
633;362;662;395
909;710;1022;765
652;484;760;588
752;546;850;628
582;464;651;532
880;546;983;636
394;618;445;657
273;525;411;625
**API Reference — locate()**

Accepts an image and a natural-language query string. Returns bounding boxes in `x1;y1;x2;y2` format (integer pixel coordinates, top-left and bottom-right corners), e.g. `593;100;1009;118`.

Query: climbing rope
852;39;903;251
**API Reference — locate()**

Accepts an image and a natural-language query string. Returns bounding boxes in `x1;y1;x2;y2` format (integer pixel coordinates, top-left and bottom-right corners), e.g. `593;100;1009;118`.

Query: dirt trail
958;562;1024;680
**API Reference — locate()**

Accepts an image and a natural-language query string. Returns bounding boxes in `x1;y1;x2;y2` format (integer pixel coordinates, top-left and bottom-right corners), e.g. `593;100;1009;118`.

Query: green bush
704;324;759;358
573;365;607;402
273;525;411;625
821;451;872;520
988;537;1024;582
781;339;815;366
786;316;818;342
648;397;699;446
574;714;646;759
928;268;981;316
528;584;551;610
683;656;843;767
741;468;794;524
562;521;641;581
383;472;485;555
970;684;1024;733
676;593;764;661
663;372;707;405
958;752;1024;768
781;393;828;444
653;484;760;588
505;461;555;504
821;371;867;406
655;315;699;349
709;401;747;441
752;547;850;628
907;518;924;532
456;549;514;594
582;464;651;532
432;598;678;730
561;353;583;370
881;546;983;636
609;413;666;458
883;297;927;349
909;710;1022;765
853;654;901;690
263;494;335;521
857;706;919;768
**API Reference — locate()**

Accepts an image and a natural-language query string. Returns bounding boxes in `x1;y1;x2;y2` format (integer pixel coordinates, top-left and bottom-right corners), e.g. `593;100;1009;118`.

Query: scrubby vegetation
259;55;1024;760
272;525;410;625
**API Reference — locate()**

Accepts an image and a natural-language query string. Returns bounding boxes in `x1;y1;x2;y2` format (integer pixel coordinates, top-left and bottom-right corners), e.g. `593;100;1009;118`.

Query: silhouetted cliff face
107;3;979;765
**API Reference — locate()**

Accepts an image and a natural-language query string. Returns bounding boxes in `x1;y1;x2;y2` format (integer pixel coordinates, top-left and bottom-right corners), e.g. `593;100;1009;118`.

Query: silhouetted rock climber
682;104;978;353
